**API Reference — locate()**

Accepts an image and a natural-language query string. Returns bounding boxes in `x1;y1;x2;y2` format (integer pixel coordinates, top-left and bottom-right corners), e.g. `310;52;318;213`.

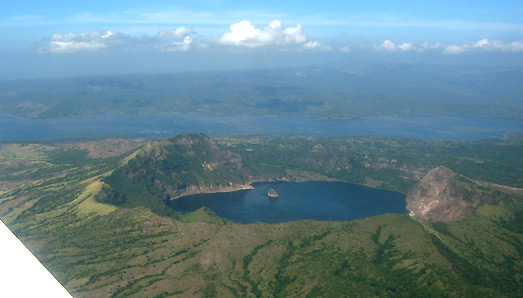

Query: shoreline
169;177;410;201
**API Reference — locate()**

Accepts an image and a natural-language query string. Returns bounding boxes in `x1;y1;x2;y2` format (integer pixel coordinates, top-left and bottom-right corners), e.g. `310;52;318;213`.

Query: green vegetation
1;134;522;297
1;65;522;120
101;134;252;214
217;135;523;191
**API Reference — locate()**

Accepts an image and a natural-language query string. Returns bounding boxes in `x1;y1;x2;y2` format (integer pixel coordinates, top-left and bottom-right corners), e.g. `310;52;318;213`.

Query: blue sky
1;1;522;78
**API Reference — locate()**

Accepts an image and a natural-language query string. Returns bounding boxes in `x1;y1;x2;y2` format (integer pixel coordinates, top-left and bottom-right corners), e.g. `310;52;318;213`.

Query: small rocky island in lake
268;188;279;198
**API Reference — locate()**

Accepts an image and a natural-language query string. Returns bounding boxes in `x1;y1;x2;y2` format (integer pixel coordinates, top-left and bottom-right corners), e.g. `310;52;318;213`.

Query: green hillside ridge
101;133;255;215
100;133;523;216
0;134;522;297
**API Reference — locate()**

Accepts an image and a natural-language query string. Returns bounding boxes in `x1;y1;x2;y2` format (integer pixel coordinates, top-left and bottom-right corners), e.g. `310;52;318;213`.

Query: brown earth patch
64;138;146;158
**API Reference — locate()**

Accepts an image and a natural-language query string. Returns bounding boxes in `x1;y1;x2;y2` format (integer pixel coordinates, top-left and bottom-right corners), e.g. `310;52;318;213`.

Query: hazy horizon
1;1;522;79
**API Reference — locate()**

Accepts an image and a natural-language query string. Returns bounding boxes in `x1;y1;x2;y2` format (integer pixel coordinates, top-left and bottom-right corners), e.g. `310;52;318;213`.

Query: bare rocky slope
406;166;521;222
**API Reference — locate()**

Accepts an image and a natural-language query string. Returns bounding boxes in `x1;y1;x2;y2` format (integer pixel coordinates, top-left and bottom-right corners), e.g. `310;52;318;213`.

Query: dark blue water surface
0;113;521;140
168;181;408;223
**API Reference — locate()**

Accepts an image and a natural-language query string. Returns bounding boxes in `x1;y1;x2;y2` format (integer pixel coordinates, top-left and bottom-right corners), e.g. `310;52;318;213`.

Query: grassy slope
0;136;521;297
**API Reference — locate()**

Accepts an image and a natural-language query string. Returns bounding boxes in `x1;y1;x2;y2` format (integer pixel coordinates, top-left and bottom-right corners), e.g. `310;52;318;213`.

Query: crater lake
168;181;408;224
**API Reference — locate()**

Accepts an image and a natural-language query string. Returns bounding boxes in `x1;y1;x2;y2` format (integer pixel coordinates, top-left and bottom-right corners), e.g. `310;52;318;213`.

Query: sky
1;0;522;78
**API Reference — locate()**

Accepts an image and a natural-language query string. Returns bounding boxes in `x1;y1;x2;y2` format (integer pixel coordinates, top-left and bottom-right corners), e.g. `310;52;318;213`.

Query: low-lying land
1;66;522;120
1;134;521;297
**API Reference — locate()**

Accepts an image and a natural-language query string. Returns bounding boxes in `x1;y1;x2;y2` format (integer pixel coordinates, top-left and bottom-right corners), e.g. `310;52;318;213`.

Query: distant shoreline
1;113;521;141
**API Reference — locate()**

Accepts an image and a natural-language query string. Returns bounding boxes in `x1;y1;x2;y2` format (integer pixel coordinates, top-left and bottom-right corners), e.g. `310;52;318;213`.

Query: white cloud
474;38;491;48
443;45;466;55
43;30;122;53
165;36;192;52
397;42;414;51
157;27;195;39
339;46;351;53
375;40;396;51
39;25;523;57
420;42;445;50
219;21;261;47
303;41;320;49
41;21;316;53
217;20;311;48
283;24;307;44
441;39;523;55
374;40;415;52
40;27;196;53
506;41;523;52
301;41;331;51
372;39;523;55
471;38;523;52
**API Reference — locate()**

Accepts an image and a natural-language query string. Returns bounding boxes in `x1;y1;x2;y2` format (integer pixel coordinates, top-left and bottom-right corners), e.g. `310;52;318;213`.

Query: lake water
167;181;408;223
0;112;521;141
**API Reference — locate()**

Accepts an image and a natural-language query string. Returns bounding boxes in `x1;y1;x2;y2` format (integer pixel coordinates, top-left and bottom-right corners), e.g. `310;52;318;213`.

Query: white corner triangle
0;219;72;297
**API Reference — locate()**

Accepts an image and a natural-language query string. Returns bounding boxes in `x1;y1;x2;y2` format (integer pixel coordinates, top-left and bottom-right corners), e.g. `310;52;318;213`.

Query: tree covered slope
0;134;521;297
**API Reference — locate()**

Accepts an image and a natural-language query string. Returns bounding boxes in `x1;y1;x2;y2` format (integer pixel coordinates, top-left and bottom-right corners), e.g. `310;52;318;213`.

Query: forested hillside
0;134;521;297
